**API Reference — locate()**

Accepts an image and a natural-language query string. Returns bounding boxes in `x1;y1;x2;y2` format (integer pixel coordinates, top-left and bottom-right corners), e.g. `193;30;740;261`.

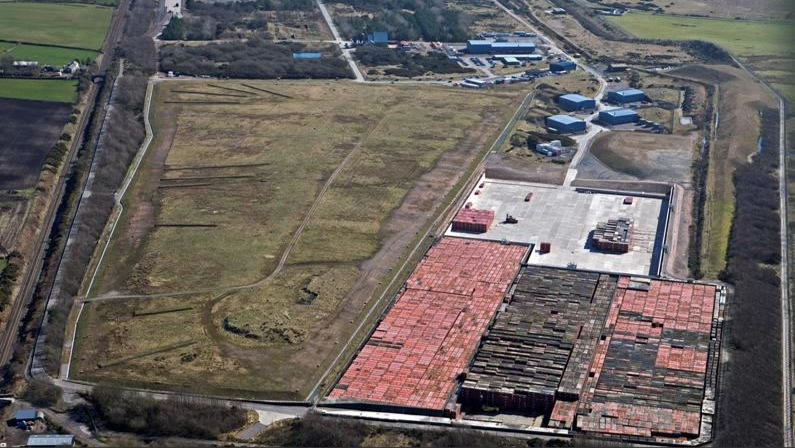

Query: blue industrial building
549;60;576;72
492;41;535;53
607;88;645;104
546;114;586;134
558;93;596;112
599;108;640;125
466;40;535;54
292;52;322;60
368;31;389;45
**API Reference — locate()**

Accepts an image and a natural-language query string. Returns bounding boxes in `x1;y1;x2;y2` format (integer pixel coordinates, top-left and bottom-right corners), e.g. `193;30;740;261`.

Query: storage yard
445;178;668;276
327;238;528;413
326;247;721;444
326;169;718;445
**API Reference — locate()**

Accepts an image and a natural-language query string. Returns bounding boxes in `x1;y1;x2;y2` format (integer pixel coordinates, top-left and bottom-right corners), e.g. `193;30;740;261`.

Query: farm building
558;93;596;112
466;40;535;54
549;60;576;72
546;114;586;134
27;435;75;447
368;31;389;45
292;52;322;60
599;108;640;125
607;88;645;103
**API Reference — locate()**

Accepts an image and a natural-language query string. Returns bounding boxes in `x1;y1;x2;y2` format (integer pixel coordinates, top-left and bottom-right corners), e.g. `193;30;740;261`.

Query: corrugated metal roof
27;434;75;446
613;88;644;97
547;114;583;125
602;108;637;117
292;52;322;60
492;42;535;48
467;39;491;45
16;409;38;420
560;93;593;103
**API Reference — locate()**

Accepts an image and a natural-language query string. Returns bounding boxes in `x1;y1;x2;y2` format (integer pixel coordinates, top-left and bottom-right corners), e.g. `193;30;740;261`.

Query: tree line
714;107;783;447
355;46;473;78
160;39;353;79
74;386;247;439
335;0;470;42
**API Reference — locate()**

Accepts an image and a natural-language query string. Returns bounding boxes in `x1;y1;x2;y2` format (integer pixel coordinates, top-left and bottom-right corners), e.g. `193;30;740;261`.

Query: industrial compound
325;177;723;446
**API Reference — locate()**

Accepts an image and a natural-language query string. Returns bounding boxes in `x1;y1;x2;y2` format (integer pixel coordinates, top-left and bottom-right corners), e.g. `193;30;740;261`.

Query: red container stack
451;208;495;233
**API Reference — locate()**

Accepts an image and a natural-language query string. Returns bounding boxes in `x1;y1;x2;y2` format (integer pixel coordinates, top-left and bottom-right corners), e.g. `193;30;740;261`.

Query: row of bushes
714;107;783;447
160;39;353;79
688;83;715;278
0;251;22;312
78;386;248;439
257;412;572;447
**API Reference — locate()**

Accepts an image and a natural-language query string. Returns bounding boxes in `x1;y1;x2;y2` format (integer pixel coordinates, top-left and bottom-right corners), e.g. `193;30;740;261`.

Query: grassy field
76;80;522;397
0;79;77;103
4;43;98;66
0;3;112;50
609;14;795;57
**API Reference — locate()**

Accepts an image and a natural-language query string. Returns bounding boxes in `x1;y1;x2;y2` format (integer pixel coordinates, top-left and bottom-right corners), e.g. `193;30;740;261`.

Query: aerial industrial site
326;176;723;445
0;0;788;445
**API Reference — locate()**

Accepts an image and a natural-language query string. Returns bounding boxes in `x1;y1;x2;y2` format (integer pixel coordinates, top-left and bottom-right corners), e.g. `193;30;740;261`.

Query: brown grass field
589;131;697;183
669;64;778;277
73;80;523;398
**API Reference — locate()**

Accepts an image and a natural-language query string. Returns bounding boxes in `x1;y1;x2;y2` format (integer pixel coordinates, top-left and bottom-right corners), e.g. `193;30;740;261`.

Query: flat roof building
546;114;586;134
559;93;596;112
292;52;322;60
607;88;645;104
467;40;536;54
550;60;576;72
27;435;75;447
492;41;535;54
368;31;389;45
599;108;640;125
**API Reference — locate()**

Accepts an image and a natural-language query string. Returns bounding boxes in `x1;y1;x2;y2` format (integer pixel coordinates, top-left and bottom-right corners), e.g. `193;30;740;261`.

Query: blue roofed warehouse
467;40;535;54
546;114;586;134
558;93;596;112
599;108;640;125
607;88;645;104
549;60;576;72
368;31;389;45
292;52;322;60
491;41;535;54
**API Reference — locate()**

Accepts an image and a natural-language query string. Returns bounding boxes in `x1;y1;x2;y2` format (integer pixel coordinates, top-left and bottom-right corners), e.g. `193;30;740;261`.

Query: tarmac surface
445;178;666;275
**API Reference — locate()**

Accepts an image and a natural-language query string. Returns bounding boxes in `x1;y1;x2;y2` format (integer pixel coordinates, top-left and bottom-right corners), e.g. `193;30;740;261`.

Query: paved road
490;0;608;187
316;0;364;82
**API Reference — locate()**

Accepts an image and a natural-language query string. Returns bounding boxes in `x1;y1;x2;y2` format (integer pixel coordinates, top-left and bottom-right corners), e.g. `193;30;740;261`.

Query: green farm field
609;14;795;57
3;44;98;66
76;80;523;398
0;79;77;103
0;2;112;49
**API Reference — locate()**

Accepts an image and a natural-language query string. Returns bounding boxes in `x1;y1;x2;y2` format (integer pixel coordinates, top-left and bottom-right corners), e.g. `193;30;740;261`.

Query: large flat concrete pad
445;178;667;276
